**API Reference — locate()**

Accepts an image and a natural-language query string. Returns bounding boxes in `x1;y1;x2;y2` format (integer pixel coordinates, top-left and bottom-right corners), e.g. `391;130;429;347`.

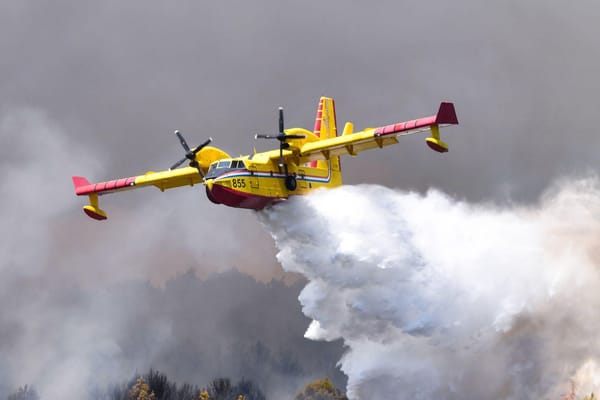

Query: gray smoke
0;109;344;399
2;1;598;202
260;179;600;399
1;1;599;399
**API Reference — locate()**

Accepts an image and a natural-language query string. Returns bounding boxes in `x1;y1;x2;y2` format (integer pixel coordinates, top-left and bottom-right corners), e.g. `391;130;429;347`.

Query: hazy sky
2;1;598;202
1;1;599;398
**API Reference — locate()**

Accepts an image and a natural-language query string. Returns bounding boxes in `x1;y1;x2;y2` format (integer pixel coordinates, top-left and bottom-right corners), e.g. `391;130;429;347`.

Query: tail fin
313;97;338;140
311;97;341;172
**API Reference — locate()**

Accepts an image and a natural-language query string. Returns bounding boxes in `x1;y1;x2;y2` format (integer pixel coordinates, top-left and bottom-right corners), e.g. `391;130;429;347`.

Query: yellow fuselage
204;150;342;209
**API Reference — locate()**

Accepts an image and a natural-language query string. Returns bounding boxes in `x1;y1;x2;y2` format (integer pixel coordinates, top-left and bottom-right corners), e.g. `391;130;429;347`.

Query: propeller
170;130;212;177
255;107;305;172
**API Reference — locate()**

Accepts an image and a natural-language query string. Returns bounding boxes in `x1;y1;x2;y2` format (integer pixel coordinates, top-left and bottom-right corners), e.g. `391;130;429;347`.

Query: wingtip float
72;97;459;220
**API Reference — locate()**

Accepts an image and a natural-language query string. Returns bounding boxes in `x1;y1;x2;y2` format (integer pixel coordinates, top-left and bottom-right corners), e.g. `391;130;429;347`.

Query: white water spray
259;179;600;399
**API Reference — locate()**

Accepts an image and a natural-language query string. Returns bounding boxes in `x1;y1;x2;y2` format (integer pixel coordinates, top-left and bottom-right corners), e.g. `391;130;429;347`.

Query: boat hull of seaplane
205;180;282;210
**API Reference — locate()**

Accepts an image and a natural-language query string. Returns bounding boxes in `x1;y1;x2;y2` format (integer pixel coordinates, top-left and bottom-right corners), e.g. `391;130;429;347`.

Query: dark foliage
0;271;346;400
204;378;265;400
295;378;348;400
6;385;39;400
96;270;345;396
103;369;265;400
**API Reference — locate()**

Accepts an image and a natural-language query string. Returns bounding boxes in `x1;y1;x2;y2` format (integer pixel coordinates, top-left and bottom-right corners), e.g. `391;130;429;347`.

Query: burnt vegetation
92;369;267;400
2;271;346;399
83;369;344;400
6;386;39;400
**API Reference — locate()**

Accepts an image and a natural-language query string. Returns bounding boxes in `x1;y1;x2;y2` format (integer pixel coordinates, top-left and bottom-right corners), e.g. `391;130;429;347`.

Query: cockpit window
206;160;246;179
231;160;245;169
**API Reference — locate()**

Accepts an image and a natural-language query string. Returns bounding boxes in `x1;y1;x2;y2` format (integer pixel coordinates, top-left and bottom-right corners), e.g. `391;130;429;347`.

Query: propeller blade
170;132;212;172
175;130;191;152
282;134;306;140
279;107;284;134
254;106;298;175
279;142;284;169
189;160;204;178
255;134;276;139
170;157;188;170
192;137;213;155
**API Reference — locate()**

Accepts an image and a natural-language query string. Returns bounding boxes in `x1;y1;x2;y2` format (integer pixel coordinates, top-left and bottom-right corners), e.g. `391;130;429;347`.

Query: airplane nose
204;179;221;204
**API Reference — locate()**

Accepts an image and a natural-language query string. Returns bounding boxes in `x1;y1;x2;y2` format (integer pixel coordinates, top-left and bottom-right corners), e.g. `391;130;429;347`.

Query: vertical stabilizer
312;97;341;172
313;97;337;140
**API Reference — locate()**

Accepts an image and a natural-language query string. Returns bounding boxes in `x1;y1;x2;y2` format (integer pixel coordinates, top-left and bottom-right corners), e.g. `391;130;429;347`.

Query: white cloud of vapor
259;178;600;399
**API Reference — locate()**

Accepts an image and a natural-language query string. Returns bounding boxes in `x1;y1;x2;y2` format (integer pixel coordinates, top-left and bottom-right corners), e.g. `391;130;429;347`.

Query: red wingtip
435;102;459;125
72;176;91;189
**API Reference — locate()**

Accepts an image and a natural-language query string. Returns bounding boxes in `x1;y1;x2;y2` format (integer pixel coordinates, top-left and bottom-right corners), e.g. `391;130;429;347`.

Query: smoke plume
0;108;344;399
259;179;600;399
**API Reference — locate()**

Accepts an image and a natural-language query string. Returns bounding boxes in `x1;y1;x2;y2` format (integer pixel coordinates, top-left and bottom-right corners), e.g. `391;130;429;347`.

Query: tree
7;385;39;400
295;378;348;400
232;379;265;400
206;378;234;400
129;377;156;400
198;390;210;400
144;369;172;400
200;378;265;400
104;369;263;400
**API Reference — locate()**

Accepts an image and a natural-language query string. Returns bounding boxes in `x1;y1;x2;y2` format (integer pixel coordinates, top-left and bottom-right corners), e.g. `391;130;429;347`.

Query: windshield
206;159;246;179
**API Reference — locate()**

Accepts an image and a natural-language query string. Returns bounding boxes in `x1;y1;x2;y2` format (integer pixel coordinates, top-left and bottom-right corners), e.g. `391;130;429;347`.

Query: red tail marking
313;98;324;135
310;98;326;167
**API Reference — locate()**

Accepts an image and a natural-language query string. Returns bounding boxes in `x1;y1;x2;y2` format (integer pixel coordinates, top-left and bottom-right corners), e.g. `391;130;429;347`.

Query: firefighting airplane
72;97;458;220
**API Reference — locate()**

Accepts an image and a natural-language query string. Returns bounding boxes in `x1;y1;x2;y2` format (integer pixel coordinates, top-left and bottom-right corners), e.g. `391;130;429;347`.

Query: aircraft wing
298;102;458;163
73;167;203;197
73;144;231;220
72;167;203;220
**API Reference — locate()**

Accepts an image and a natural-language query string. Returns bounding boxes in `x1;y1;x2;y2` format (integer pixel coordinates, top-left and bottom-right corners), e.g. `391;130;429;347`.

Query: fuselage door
248;166;259;190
